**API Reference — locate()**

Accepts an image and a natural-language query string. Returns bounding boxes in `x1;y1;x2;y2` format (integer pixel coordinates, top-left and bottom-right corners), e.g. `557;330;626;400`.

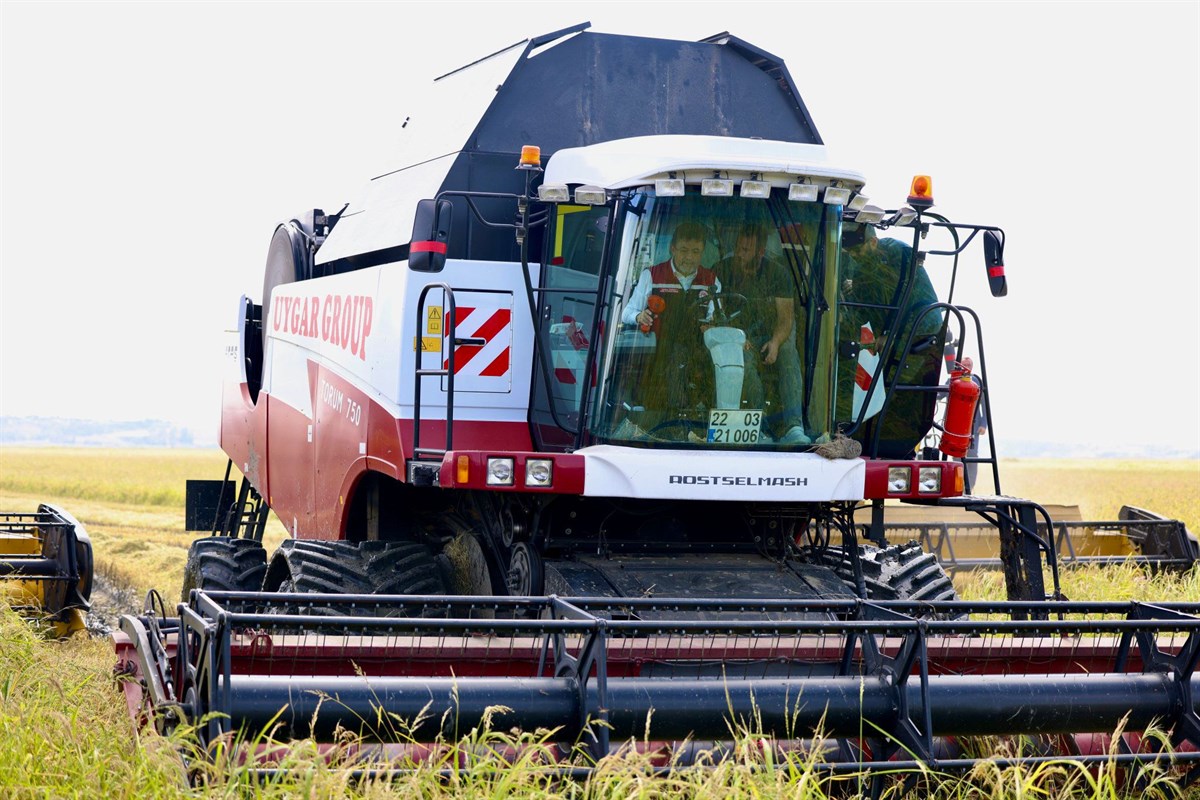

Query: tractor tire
181;537;268;603
816;540;958;605
266;539;448;616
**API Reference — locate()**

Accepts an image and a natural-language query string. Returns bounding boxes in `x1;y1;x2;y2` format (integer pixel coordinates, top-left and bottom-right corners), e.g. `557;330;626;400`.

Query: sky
2;1;1198;453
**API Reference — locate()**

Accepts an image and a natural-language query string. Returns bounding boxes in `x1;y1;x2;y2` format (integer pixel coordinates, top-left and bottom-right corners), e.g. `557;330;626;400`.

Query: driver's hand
761;339;780;365
636;309;653;326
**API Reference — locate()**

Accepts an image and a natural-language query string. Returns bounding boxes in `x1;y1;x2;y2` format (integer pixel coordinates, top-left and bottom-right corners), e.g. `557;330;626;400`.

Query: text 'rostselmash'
272;294;374;361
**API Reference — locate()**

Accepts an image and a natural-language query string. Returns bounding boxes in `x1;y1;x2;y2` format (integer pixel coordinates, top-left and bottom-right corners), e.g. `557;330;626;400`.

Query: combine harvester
115;25;1199;783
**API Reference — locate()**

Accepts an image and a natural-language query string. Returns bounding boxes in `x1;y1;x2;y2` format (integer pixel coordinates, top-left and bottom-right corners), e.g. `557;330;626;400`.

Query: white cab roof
543;135;865;190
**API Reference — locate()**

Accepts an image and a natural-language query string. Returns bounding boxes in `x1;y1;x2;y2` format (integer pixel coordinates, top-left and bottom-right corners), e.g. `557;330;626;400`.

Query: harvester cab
118;24;1200;782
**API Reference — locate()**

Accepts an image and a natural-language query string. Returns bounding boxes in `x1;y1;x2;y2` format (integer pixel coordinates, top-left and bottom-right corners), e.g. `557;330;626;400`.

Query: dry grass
978;459;1200;533
0;447;287;601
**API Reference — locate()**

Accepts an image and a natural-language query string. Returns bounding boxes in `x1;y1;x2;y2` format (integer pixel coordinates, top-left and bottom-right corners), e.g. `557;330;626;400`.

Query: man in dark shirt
838;223;944;455
717;224;810;444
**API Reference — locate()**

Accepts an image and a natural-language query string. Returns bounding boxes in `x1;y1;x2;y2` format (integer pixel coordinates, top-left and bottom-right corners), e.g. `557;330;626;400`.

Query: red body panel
222;369;533;539
220;374;269;498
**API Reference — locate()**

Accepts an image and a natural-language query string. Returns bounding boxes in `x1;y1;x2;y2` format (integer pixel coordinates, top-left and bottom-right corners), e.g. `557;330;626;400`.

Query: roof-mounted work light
701;178;734;197
655;178;685;197
789;183;819;202
890;206;919;227
739;180;770;199
853;205;887;224
537;184;570;202
574;185;607;205
823;185;852;205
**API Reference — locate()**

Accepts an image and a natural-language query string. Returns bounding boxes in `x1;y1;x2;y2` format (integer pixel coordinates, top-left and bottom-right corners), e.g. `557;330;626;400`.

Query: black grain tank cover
468;29;822;155
440;27;823;263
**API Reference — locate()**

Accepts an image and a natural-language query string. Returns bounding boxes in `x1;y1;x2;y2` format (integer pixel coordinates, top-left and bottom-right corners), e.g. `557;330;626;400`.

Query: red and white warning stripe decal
442;301;513;389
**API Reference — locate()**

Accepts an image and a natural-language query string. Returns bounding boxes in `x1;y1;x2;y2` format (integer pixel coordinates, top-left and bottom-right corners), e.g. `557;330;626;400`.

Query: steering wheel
705;292;748;325
647;417;709;440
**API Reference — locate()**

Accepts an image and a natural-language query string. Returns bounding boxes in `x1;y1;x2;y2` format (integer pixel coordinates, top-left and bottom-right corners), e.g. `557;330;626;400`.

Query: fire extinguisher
940;370;981;458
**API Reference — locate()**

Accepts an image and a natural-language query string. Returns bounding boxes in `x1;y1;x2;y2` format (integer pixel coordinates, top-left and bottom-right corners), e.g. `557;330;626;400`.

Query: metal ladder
212;460;269;541
408;283;490;485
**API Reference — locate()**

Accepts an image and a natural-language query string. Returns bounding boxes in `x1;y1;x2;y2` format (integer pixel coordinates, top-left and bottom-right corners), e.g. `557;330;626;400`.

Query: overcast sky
2;1;1197;453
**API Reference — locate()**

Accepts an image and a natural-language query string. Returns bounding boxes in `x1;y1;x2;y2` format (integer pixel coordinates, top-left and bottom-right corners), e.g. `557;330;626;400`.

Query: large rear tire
265;540;447;616
181;537;268;603
816;540;958;604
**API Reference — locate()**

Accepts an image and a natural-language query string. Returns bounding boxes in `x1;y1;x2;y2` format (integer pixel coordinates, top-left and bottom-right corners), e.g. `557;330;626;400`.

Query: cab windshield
590;189;841;449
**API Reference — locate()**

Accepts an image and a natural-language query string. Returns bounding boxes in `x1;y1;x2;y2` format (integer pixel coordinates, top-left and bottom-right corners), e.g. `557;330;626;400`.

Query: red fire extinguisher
940;370;981;458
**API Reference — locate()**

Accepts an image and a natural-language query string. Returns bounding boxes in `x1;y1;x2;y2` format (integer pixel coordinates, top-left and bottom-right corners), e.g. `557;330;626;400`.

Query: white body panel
263;258;539;425
578;445;865;501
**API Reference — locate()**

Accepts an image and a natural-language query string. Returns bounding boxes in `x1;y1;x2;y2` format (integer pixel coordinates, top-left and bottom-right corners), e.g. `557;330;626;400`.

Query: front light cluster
887;465;944;495
485;456;554;488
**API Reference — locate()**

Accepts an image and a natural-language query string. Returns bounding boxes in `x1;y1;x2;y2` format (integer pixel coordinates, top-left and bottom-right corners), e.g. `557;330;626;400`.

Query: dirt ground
84;573;142;637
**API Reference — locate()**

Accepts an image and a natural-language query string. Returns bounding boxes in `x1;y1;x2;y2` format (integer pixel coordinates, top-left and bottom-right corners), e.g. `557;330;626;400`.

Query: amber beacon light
518;145;542;170
907;174;934;208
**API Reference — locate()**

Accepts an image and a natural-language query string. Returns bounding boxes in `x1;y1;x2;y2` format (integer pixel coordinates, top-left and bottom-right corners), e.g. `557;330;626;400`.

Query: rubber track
182;537;268;601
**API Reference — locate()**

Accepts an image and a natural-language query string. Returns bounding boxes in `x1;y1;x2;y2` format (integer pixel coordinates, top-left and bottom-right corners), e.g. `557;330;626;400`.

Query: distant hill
0;416;207;448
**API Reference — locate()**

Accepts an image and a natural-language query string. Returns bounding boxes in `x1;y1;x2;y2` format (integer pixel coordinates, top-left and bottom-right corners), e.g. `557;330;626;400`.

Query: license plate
707;409;763;444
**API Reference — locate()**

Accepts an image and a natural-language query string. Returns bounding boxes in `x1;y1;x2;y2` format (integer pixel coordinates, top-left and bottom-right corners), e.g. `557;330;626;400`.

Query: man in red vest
621;221;722;413
624;221;721;332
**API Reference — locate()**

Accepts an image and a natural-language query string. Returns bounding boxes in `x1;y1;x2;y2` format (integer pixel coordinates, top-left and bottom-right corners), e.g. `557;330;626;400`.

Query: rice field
1;446;1199;798
982;458;1199;533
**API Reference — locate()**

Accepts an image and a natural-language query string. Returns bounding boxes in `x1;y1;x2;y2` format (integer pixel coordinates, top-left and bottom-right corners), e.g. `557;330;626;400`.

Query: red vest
646;260;717;334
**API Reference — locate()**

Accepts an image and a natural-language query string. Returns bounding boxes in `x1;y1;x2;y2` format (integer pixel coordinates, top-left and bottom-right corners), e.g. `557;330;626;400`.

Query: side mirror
409;198;453;272
983;230;1007;297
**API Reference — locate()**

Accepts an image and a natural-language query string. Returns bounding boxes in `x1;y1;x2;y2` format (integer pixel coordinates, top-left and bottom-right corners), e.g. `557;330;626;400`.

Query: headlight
486;457;515;486
525;459;554;487
918;466;942;494
887;466;911;494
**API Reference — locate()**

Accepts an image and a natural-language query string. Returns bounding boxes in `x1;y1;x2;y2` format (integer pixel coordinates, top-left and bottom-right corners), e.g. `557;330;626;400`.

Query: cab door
530;204;609;450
